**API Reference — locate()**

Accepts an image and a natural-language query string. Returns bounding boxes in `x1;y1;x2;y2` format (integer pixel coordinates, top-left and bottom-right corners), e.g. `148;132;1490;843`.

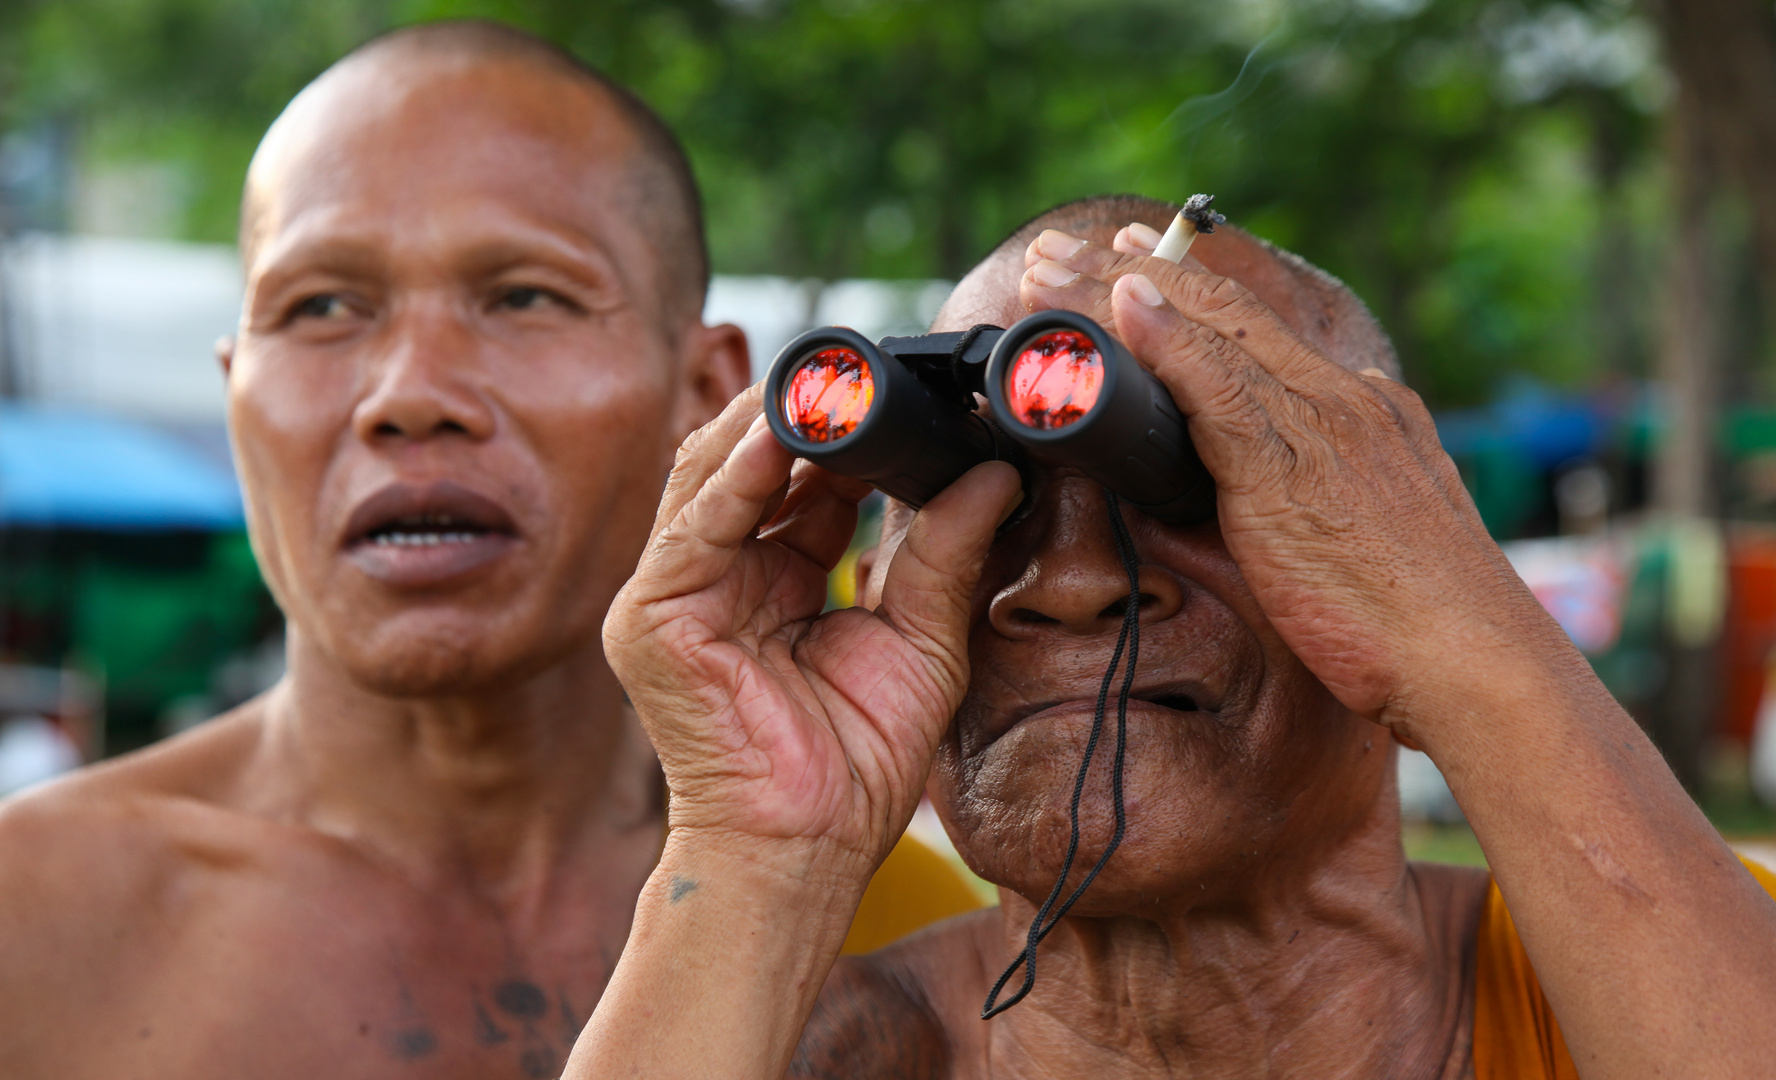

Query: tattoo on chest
378;974;595;1078
385;977;440;1063
471;979;587;1078
389;1027;438;1060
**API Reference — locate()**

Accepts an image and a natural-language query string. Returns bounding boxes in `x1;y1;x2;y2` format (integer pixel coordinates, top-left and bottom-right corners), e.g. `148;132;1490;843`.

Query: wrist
1386;627;1619;771
575;818;872;1078
1378;584;1596;751
655;825;878;918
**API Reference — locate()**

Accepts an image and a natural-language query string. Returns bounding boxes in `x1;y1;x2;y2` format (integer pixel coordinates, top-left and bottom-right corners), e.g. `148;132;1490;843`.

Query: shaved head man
0;21;754;1079
573;195;1776;1078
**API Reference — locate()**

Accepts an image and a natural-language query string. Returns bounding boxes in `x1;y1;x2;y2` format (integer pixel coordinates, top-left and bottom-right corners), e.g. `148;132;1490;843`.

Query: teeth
371;531;481;547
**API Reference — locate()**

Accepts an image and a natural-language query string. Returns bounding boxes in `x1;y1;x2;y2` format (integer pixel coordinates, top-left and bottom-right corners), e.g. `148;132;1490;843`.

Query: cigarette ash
1181;193;1226;233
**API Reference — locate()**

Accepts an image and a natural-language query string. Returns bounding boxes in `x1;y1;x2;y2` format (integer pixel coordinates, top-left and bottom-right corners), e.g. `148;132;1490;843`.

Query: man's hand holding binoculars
605;387;1020;871
590;388;1018;1075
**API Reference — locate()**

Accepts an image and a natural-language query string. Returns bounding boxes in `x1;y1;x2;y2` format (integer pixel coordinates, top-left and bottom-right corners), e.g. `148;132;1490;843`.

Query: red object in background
1005;330;1103;430
1724;533;1776;745
784;347;874;442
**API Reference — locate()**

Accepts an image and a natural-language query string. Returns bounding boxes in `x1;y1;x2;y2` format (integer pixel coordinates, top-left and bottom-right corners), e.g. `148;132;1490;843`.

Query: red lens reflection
784;347;875;442
1005;329;1103;430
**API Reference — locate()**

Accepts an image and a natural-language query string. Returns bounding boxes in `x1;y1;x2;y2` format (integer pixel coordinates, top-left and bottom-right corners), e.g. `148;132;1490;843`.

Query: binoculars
762;310;1216;526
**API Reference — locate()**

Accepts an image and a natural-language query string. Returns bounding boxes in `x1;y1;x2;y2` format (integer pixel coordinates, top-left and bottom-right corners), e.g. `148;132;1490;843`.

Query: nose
987;475;1185;639
351;302;497;444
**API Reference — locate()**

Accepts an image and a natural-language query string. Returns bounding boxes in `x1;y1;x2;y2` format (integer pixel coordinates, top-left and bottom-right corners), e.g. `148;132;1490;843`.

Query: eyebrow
245;212;639;312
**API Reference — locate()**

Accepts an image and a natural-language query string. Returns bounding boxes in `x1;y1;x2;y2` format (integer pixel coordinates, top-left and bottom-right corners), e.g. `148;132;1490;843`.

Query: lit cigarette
1150;193;1226;263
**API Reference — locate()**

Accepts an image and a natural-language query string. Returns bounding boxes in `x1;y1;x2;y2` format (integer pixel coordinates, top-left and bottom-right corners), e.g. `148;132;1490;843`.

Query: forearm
565;831;870;1080
1412;634;1776;1078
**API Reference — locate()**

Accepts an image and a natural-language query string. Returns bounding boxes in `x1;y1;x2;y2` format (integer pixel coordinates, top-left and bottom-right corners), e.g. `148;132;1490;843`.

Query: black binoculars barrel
763;326;1011;510
985;311;1215;526
764;312;1215;527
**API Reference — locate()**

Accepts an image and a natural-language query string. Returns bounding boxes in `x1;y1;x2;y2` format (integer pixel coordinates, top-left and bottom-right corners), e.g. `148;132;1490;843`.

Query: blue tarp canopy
0;404;244;530
1434;378;1606;469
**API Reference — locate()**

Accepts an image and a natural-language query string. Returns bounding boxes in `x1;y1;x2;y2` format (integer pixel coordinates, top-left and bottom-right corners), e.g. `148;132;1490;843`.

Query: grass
1403;822;1490;867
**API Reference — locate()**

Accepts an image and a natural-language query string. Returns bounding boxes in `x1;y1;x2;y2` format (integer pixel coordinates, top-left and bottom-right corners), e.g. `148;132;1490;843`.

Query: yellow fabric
1473;854;1776;1079
842;833;986;955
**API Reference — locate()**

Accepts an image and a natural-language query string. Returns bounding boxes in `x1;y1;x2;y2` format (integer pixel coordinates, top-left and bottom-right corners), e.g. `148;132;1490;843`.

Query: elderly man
578;196;1776;1078
0;21;975;1080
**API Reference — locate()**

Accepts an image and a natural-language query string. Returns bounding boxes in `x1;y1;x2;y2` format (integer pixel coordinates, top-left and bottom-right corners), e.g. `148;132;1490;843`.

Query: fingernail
1126;273;1165;307
745;413;770;439
1036;230;1086;261
1126;222;1162;253
1030;260;1080;288
1360;366;1391;380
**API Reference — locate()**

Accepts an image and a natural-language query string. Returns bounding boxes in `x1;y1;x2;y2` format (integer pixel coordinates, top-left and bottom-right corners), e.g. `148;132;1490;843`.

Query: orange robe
1473;855;1776;1078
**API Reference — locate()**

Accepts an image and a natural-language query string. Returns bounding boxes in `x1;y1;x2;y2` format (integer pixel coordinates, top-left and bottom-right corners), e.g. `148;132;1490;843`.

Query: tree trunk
1651;102;1722;519
1646;12;1748;792
1650;0;1776;792
1652;0;1776;320
1587;92;1639;381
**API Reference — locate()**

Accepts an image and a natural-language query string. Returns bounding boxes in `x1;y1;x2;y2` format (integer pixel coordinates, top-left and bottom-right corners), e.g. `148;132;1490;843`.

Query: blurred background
2;0;1776;863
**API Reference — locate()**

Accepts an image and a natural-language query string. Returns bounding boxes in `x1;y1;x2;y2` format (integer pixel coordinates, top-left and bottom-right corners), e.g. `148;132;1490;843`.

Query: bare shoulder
0;702;268;937
793;908;1001;1080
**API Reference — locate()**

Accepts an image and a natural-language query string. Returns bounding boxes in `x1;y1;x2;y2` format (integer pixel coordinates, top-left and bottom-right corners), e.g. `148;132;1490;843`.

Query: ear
215;335;236;378
673;322;752;441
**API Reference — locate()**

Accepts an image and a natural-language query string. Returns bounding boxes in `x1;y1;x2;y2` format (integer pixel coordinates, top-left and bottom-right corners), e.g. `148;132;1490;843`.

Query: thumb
876;462;1022;680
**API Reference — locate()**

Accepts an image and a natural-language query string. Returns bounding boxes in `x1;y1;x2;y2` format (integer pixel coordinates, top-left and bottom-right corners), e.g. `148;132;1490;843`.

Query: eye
290;293;353;322
492;285;581;314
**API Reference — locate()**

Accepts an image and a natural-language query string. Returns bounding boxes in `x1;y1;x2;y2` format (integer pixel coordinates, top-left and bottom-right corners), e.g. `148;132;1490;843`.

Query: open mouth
362;513;496;547
342;481;521;586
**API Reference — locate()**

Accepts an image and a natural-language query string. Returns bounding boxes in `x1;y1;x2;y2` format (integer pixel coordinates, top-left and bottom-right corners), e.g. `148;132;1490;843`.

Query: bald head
936;194;1400;379
242;20;707;321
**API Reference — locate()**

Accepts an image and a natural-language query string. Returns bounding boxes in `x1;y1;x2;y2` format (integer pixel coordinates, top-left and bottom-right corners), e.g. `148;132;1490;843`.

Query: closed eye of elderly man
573;195;1776;1079
0;19;978;1080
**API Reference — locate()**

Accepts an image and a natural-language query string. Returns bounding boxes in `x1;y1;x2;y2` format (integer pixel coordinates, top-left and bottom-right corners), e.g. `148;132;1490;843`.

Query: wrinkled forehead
242;51;642;272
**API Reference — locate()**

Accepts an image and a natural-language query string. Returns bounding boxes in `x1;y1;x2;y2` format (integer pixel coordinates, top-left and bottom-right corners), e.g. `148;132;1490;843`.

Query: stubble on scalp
239;19;710;325
945;193;1402;381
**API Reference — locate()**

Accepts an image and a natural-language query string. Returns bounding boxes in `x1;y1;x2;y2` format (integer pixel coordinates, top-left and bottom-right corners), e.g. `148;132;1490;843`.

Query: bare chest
13;847;643;1080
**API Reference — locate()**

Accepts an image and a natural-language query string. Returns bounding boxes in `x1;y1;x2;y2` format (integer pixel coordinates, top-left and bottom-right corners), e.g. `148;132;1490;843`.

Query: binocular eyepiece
763;310;1215;526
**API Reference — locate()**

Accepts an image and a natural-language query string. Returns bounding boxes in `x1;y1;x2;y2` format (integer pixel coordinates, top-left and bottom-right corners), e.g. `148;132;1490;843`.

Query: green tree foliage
0;0;1669;406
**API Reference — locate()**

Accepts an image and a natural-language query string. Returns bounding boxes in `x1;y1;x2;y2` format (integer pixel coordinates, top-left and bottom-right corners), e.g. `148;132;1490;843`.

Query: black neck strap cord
981;488;1142;1019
